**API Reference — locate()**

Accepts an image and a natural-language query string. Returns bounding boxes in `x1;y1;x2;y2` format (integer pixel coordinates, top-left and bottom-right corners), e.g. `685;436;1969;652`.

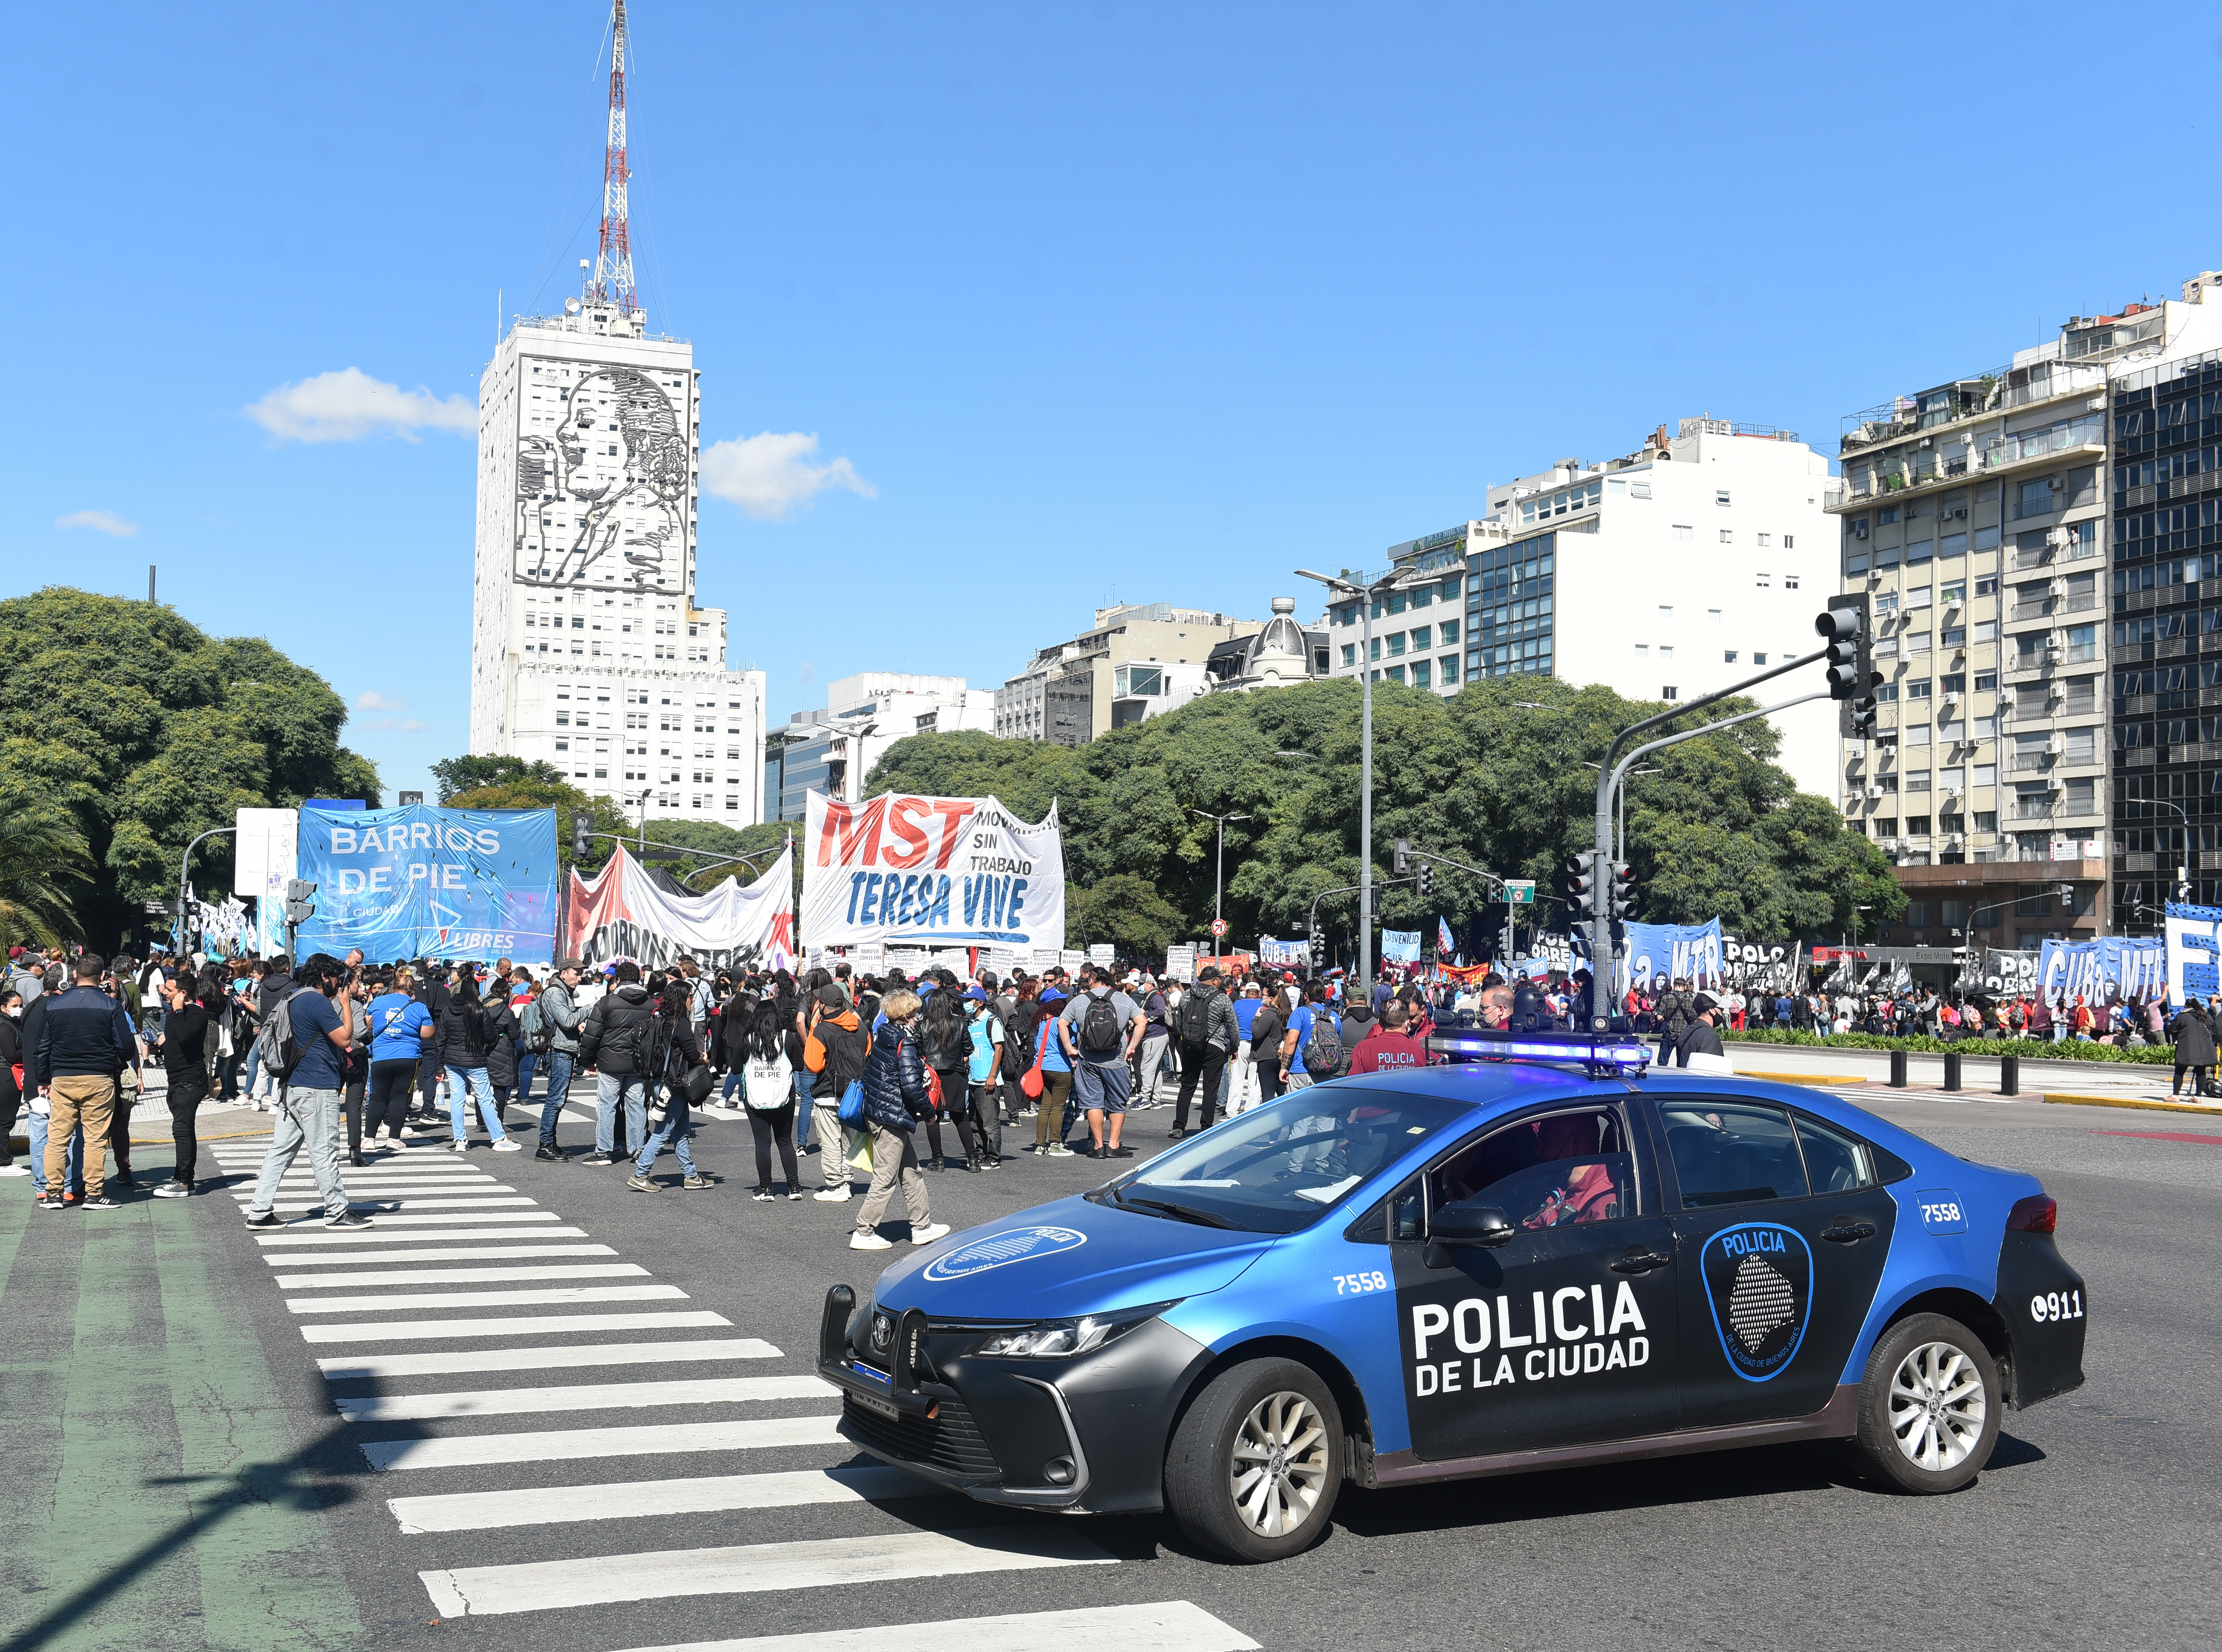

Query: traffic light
571;812;591;859
1819;594;1878;739
1848;669;1882;739
1416;861;1433;898
1393;836;1411;875
282;878;318;928
1607;861;1636;921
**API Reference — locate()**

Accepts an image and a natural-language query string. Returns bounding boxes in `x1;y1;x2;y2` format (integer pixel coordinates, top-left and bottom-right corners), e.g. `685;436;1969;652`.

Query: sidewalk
1725;1038;2222;1116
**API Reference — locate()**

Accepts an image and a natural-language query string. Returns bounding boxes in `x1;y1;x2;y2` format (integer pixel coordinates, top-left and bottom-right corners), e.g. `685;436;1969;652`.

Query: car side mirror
1421;1203;1514;1269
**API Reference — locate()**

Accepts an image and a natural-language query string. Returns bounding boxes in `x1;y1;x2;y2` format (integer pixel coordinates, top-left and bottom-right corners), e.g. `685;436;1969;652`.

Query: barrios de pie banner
566;843;795;973
802;789;1065;951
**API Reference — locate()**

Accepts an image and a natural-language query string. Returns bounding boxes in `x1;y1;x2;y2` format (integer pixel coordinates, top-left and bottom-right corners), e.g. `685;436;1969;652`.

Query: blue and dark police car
817;1029;2086;1562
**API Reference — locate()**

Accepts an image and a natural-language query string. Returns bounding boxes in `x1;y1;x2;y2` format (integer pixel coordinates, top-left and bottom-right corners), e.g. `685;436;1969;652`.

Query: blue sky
12;1;2218;805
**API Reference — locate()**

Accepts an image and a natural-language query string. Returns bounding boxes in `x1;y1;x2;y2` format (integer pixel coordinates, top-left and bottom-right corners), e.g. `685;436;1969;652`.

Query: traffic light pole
1588;646;1829;1028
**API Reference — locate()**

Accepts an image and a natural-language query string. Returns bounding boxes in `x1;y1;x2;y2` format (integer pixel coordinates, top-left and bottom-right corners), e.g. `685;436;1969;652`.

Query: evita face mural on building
515;360;690;595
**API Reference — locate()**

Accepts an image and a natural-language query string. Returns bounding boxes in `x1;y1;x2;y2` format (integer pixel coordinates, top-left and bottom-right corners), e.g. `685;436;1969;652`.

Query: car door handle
1821;1221;1878;1244
1610;1248;1673;1273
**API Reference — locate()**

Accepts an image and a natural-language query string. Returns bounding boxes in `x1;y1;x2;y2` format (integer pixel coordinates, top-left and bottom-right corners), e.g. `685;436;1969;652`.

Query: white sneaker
491;1139;523;1152
449;1139;470;1153
910;1221;951;1245
849;1230;893;1250
0;1165;30;1177
813;1187;851;1202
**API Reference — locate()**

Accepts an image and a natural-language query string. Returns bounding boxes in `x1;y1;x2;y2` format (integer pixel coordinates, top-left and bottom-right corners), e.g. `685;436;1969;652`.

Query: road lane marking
278;1263;649;1289
289;1284;685;1314
388;1464;935;1533
364;1413;842;1471
301;1310;730;1343
317;1336;782;1380
603;1601;1261;1652
336;1373;835;1421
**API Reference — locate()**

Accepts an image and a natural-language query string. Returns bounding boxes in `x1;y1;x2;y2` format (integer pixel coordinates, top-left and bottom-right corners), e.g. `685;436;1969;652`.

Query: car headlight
966;1299;1181;1359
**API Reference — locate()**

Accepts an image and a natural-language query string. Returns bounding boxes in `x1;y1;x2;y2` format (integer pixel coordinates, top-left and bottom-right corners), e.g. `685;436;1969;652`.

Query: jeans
445;1065;506;1143
241;1042;263;1100
537;1051;576;1146
246;1086;349;1220
29;1107;84;1195
722;1068;747;1104
167;1067;208;1186
597;1073;648;1155
854;1121;929;1234
1173;1040;1229;1132
636;1095;697;1177
515;1051;537;1111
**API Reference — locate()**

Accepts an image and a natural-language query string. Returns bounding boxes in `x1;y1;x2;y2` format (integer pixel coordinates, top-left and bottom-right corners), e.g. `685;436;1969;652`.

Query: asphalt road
5;1084;2218;1652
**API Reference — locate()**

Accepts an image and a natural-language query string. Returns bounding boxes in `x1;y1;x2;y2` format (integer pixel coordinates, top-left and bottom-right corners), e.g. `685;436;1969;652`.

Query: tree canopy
0;587;381;949
433;754;567;804
864;675;1902;958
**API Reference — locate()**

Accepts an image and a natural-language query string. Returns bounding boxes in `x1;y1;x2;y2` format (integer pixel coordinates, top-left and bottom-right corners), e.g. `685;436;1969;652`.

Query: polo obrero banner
564;843;794;973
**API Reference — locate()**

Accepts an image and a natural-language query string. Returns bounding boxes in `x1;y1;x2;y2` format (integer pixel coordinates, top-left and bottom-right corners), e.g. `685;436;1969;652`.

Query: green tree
864;674;1901;954
1065;872;1185;959
432;754;567;804
0;587;381;950
0;784;92;947
444;777;631;877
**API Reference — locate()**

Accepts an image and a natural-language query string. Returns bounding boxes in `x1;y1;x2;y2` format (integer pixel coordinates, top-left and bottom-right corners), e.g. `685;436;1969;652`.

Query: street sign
1209;918;1229;938
1507;879;1535;905
144;900;178;915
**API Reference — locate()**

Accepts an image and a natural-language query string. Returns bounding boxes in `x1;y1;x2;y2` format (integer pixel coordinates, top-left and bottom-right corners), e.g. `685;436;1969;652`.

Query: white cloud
357;717;428;733
700;431;875;520
56;509;138;538
245;367;475;444
355;690;408;711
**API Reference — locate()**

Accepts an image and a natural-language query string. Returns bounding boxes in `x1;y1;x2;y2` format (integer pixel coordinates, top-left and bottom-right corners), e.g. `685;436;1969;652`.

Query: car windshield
1096;1089;1470;1234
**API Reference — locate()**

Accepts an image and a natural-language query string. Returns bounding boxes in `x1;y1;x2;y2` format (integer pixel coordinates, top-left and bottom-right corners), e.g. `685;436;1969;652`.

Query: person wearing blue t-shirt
365;977;433;1144
241;955;368;1230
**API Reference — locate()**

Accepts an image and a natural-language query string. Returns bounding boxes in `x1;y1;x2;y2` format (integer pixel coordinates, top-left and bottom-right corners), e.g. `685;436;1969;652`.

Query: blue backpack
836;1077;865;1126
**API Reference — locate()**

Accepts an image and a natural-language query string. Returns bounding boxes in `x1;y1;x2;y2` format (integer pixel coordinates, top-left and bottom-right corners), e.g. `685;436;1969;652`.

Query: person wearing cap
1133;973;1173;1111
532;958;586;1160
1676;993;1727;1069
1168;964;1236;1138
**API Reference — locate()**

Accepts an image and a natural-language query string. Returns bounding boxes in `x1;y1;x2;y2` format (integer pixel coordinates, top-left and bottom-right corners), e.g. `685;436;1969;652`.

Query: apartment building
1322;419;1840;795
993;604;1270;745
763;673;993;823
1830;272;2222;950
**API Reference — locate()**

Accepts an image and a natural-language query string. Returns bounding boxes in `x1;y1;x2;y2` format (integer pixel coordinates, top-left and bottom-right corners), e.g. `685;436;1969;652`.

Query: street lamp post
175;826;235;954
1297;565;1438;999
1189;808;1252;955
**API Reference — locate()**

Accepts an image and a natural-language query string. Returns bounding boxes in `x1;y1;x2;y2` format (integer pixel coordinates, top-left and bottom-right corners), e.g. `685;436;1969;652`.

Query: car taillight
2007;1195;2057;1234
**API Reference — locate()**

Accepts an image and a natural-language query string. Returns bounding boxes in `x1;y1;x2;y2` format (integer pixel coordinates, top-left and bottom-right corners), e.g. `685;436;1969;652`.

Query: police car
816;1028;2086;1562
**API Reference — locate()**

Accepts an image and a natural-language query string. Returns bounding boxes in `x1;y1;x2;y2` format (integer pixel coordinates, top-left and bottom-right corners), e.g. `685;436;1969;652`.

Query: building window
1411;659;1433;689
1440;655;1459;684
1673;524;1692;541
1341;644;1356;667
1386;664;1405;683
1386;633;1406;657
1785;574;1799;589
1440;618;1459;643
1753;652;1768;666
1659;605;1672;620
1720;530;1734;545
1410;625;1431;650
1755;572;1770;587
1368;638;1381;661
1784;535;1795;549
1662;686;1679;701
1716;491;1731;506
1724;650;1739;664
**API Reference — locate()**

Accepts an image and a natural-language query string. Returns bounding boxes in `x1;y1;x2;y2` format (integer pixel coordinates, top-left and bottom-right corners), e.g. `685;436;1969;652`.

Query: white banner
801;790;1065;952
566;845;794;974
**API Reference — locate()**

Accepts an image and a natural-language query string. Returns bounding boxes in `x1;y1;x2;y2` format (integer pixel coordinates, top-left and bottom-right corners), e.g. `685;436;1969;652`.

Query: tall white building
1323;419;1841;795
468;297;768;825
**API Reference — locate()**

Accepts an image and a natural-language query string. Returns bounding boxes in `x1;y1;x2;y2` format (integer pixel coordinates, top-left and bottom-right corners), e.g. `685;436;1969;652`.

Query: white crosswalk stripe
335;1373;834;1422
363;1413;844;1471
417;1526;1114;1617
267;1243;614;1265
604;1601;1261;1652
388;1463;931;1532
211;1111;1263;1652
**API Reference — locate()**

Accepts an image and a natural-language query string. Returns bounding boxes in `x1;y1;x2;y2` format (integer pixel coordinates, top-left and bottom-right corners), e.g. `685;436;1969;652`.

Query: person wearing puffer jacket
849;989;950;1251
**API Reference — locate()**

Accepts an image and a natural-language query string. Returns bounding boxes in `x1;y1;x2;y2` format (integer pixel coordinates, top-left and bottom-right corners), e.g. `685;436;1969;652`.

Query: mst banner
566;845;795;973
293;804;559;964
802;789;1065;951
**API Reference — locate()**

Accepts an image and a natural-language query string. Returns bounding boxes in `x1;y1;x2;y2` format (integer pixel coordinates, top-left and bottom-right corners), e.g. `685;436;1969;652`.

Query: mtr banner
292;804;560;964
565;844;796;974
802;789;1066;951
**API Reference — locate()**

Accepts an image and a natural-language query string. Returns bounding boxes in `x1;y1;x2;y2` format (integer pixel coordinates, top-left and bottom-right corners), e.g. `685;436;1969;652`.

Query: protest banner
566;844;793;974
293;803;559;963
801;790;1065;951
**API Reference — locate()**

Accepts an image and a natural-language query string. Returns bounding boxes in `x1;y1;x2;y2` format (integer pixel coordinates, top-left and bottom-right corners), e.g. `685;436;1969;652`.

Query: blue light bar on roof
1427;1029;1651;1070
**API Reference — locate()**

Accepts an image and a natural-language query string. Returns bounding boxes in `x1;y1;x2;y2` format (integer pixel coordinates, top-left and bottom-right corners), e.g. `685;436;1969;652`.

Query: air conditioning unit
2050;475;2065;490
2048;576;2068;595
2046;527;2068;548
1919;438;1934;450
1946;506;1967;520
1854;524;1870;539
1943;689;1962;706
1943;783;1964;798
1866;783;1883;799
1881;836;1900;849
2048;733;2066;754
2047;677;2067;698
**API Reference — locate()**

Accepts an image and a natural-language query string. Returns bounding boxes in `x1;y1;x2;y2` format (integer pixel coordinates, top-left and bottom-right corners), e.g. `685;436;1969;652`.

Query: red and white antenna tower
590;0;637;314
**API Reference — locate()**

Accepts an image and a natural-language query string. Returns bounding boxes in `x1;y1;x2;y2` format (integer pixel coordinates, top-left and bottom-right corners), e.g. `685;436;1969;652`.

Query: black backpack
999;1006;1034;1079
1175;986;1221;1044
1078;991;1124;1058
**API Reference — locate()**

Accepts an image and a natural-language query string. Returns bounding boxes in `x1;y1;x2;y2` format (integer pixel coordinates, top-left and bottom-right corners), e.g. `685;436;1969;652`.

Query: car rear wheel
1853;1312;2001;1494
1164;1358;1344;1562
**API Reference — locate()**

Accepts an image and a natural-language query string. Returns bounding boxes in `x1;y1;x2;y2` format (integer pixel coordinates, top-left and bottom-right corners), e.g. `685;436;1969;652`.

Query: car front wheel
1853;1311;2002;1493
1164;1358;1344;1562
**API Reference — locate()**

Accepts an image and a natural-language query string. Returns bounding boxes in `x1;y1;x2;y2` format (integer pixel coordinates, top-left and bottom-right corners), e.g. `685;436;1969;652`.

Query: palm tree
0;794;91;948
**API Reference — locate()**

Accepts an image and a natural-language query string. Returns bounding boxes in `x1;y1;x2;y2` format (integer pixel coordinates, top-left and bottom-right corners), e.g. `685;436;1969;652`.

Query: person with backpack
530;959;585;1160
715;985;755;1108
484;974;525;1118
1169;963;1238;1139
1026;986;1078;1155
1652;977;1695;1062
239;953;371;1230
506;968;541;1109
630;978;713;1191
739;998;802;1199
438;969;519;1154
849;988;951;1251
578;961;655;1165
1057;965;1145;1160
916;976;973;1172
1277;979;1346;1093
803;984;870;1199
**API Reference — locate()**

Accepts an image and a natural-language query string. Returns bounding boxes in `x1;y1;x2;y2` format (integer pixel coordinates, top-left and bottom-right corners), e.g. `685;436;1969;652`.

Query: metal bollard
1999;1054;2019;1097
1890;1049;1908;1088
1943;1051;1962;1092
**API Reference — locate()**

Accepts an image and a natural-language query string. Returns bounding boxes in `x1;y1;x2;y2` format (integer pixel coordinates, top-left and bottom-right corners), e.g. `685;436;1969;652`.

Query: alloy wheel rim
1887;1339;1987;1472
1228;1390;1329;1537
